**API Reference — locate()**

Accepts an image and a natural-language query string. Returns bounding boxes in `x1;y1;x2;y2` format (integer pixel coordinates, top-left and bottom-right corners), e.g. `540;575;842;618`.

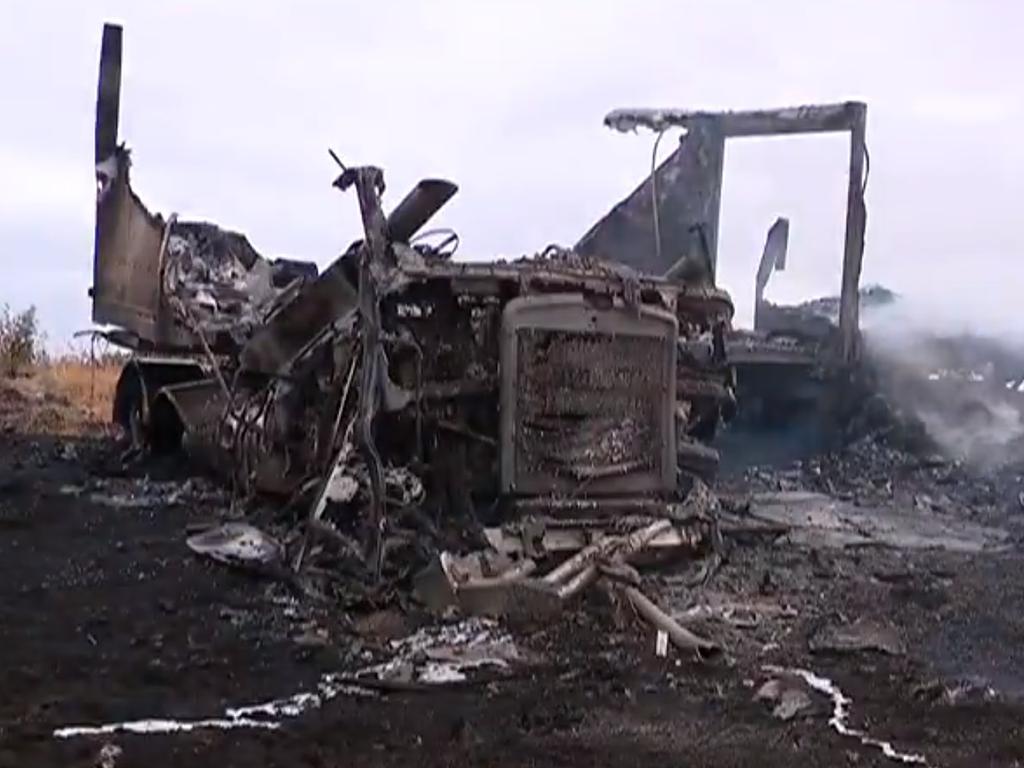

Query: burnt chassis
151;170;736;527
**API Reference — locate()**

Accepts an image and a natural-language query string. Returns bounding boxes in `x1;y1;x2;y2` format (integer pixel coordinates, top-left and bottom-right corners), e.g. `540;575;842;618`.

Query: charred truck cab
90;23;735;535
579;104;870;468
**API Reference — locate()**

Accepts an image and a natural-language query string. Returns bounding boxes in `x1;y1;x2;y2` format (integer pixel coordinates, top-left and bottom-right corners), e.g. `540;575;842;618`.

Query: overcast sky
1;1;1021;348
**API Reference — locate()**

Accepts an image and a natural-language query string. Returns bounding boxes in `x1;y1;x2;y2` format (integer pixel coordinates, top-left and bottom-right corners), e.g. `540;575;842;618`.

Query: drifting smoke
860;291;1024;468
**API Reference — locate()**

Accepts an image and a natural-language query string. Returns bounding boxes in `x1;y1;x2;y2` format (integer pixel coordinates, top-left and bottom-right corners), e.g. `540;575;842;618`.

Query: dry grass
41;359;122;422
0;359;123;436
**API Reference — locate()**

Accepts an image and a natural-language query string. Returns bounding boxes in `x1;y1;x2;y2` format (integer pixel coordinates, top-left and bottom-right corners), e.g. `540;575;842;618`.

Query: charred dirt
4;388;1024;767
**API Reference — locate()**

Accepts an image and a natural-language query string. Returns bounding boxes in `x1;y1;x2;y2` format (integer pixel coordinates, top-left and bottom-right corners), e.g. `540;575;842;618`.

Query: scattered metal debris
186;522;284;570
413;518;719;654
755;674;818;721
358;618;522;684
677;597;798;629
411;516;721;659
611;581;719;656
77;478;225;510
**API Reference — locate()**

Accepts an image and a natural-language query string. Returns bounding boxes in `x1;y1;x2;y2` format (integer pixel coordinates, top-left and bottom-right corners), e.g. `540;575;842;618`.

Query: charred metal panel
158;378;225;435
92;152;167;340
500;295;677;497
92;23;168;341
575;124;725;277
754;217;789;330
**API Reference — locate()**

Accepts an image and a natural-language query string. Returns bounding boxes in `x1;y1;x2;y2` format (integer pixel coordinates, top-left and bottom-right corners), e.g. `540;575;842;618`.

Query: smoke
860;292;1024;468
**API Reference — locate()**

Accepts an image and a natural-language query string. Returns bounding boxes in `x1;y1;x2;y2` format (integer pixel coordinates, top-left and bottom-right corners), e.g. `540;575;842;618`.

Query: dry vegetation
0;305;124;436
0;360;122;436
41;357;122;422
0;304;41;377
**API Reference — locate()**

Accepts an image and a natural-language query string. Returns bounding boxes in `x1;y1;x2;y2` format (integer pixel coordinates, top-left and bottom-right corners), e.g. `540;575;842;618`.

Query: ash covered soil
4;398;1024;765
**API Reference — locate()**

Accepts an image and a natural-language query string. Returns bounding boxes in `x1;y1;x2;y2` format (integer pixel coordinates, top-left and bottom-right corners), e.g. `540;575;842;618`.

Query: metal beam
604;102;864;137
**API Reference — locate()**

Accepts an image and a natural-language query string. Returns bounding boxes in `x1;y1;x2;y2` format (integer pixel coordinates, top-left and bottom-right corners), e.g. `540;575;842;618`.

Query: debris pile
107;164;739;658
162;220;313;346
415;515;719;655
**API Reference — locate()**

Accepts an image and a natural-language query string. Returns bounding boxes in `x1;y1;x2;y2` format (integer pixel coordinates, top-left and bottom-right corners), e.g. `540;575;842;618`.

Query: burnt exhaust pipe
385;179;458;243
96;23;123;165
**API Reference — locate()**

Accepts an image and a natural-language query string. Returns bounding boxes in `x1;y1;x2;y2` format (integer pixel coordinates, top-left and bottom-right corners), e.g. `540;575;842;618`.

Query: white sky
1;0;1022;348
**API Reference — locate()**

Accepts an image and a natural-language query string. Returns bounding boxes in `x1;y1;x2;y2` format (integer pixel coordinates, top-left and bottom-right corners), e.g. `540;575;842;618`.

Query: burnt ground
3;426;1024;766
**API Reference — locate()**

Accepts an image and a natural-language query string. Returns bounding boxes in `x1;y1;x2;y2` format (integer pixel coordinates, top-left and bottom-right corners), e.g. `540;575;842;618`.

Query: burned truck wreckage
90;23;875;629
92;23;741;603
17;22;1024;766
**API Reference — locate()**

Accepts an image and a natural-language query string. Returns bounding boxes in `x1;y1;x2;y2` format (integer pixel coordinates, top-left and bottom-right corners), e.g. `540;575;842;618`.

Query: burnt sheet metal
93;147;169;341
94;149;308;352
92;23;171;344
753;217;789;330
154;378;227;471
92;23;313;354
576;122;725;278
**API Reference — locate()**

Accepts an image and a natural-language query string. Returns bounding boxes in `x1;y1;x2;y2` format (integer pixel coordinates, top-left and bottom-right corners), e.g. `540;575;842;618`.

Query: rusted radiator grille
513;329;669;494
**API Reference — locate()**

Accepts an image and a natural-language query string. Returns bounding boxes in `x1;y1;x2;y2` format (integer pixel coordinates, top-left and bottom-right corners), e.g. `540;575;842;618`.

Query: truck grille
500;297;677;499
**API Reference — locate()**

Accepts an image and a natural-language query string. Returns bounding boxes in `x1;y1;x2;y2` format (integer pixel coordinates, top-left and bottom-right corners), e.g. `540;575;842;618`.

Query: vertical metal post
95;24;122;164
838;103;867;364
